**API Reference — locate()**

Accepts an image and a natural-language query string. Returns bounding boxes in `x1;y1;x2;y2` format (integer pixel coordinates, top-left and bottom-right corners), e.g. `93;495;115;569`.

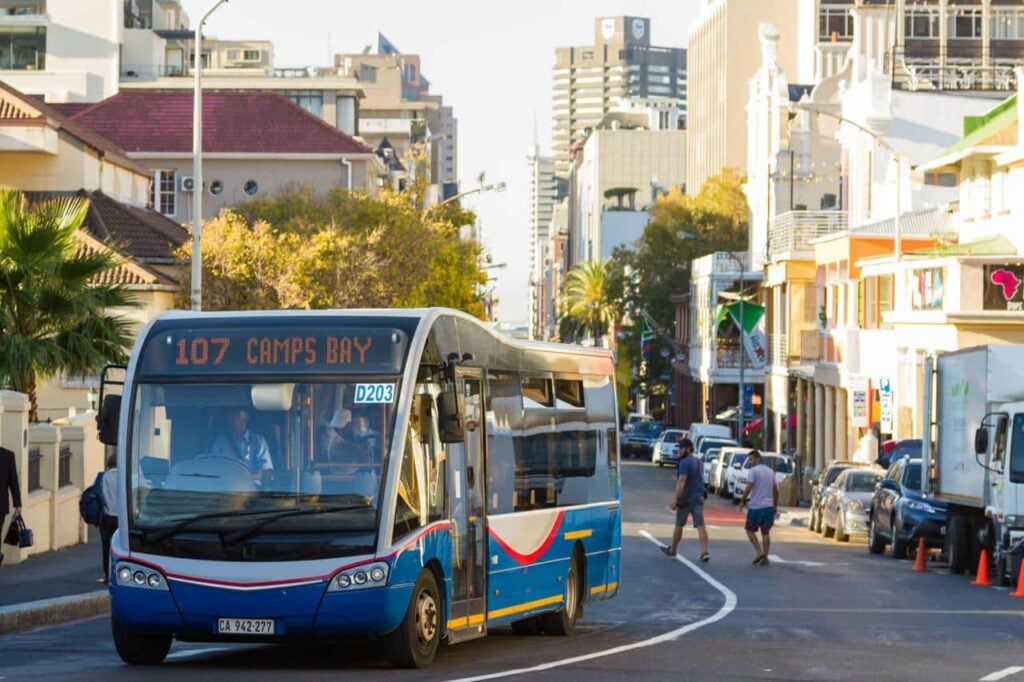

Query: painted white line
980;666;1024;681
166;647;230;660
767;554;826;567
448;531;737;682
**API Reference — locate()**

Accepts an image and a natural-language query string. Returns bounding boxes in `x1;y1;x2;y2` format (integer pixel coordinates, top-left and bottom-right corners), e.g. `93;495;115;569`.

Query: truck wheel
541;551;582;637
891;520;909;560
947;515;971;575
385;569;441;668
111;616;172;665
868;516;886;555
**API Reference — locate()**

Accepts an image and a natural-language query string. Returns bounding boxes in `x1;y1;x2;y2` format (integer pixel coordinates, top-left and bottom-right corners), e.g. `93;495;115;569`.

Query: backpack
79;471;105;526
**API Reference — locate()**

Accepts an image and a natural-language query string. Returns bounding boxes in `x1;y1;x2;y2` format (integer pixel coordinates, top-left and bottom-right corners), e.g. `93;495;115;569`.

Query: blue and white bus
98;308;621;668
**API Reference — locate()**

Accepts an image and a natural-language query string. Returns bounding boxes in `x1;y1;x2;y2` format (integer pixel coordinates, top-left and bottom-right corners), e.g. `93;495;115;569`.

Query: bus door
447;369;487;643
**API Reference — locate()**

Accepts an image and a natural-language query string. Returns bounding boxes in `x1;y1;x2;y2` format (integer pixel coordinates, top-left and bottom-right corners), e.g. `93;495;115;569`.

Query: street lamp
677;230;749;439
191;0;229;311
430;181;507;212
793;103;904;262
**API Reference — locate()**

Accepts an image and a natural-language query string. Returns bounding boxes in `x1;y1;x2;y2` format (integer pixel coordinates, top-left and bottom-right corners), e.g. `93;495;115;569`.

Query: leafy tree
559;260;622;347
179;185;487;317
0;188;139;421
613;169;750;401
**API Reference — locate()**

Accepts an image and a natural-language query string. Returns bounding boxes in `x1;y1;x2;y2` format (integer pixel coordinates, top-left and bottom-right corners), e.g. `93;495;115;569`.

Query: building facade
527;145;557;339
553;16;686;177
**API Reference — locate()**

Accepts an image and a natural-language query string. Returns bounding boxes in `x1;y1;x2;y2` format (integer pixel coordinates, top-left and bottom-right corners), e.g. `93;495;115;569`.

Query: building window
336;95;356;135
243;49;261;61
819;5;853;40
283;89;323;117
188;51;211;68
243;179;259;196
0;26;45;70
123;0;152;29
209;179;224;196
152;170;176;216
227;49;240;60
3;1;46;15
992;10;1024;40
906;8;940;38
948;8;983;39
910;268;944;311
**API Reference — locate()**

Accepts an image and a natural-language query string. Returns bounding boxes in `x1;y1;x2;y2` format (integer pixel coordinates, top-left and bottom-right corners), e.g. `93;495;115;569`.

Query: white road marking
166;647;231;660
448;531;737;682
767;554;826;567
980;666;1024;681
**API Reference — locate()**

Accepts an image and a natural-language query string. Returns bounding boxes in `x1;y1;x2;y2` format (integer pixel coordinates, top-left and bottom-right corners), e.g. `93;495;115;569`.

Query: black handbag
3;514;32;548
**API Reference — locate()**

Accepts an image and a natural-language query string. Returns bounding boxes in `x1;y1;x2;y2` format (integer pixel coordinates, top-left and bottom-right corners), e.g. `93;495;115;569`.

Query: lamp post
428;181;507;214
677;231;748;440
191;0;229;311
793;103;903;262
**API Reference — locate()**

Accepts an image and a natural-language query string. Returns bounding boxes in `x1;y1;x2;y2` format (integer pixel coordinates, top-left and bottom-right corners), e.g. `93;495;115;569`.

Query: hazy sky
181;0;701;322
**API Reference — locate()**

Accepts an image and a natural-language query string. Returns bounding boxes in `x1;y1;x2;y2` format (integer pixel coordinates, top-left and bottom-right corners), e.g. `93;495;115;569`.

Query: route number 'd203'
353;383;395;404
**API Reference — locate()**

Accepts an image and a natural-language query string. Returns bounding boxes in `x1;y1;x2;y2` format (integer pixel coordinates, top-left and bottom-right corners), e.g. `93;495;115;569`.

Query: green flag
725;301;765;333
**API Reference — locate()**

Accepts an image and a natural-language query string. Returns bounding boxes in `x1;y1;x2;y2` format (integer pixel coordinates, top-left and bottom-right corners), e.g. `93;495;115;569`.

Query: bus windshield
127;379;399;561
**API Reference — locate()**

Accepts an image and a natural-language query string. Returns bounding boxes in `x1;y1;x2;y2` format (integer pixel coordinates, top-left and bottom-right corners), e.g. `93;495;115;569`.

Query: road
2;460;1023;681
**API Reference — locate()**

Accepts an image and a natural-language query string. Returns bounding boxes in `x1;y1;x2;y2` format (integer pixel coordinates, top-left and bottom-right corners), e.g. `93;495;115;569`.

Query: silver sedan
821;468;883;542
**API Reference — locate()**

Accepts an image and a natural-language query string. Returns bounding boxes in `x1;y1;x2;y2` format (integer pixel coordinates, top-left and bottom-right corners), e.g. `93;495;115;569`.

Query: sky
180;0;702;323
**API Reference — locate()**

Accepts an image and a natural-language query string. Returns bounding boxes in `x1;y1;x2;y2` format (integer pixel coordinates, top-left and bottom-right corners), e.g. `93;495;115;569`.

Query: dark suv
868;457;947;558
809;461;857;534
621;422;663;459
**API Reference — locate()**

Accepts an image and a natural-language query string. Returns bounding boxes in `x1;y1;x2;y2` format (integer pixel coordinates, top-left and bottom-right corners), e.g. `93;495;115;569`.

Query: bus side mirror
97;394;121;446
438;390;464;443
974;427;988;456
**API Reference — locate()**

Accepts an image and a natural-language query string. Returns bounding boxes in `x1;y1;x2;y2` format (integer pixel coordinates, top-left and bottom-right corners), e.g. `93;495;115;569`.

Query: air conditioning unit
180;176;196;192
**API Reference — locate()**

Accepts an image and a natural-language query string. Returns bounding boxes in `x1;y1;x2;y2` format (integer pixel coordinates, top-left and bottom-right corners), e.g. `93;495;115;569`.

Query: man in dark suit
1;446;23;565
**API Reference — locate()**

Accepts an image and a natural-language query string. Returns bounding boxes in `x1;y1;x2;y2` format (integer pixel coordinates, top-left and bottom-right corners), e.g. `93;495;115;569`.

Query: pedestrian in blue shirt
663;437;710;562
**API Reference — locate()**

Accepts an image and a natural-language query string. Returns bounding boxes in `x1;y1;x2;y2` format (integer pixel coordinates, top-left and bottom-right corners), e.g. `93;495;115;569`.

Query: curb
0;590;109;636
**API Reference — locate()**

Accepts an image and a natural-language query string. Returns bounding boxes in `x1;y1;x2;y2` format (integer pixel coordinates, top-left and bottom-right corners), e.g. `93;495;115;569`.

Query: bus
98;308;622;668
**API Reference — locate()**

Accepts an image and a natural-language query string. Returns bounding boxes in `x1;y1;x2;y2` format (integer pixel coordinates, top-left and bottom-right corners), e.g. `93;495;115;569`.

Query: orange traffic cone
971;549;992;586
912;537;929;572
1013;566;1024;598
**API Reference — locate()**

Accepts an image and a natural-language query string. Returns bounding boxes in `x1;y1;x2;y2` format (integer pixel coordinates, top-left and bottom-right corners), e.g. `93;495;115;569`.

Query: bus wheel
386;569;441;669
542;552;582;637
510;616;542;635
111;616;171;665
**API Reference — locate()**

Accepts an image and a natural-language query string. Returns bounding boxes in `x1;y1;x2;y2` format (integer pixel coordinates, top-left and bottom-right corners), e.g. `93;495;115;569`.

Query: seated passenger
321;408;377;501
210;407;273;481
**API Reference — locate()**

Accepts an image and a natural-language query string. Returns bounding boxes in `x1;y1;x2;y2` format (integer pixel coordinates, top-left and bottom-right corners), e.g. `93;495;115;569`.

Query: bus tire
542;551;582;637
385;569;441;669
111;616;171;665
510;616;542;635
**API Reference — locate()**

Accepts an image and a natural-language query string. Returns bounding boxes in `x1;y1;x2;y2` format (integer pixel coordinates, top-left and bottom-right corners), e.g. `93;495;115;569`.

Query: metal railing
58;444;72;488
885;49;1020;91
768;210;848;261
28;447;42;492
121;64;187;78
767;333;789;367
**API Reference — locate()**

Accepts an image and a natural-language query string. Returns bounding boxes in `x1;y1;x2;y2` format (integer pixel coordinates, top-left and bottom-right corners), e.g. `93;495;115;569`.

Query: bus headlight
328;562;389;592
114;561;169;591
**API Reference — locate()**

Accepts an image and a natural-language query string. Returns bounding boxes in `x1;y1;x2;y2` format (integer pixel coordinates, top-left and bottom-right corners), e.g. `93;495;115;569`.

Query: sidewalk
0;533;110;634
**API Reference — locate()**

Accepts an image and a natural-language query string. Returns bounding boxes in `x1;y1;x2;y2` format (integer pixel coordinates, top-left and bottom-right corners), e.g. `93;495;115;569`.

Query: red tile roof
48;102;92;118
70;91;373;155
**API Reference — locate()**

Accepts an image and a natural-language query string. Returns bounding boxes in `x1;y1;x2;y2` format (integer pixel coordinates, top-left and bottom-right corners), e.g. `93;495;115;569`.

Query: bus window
413;392;446;524
486;371;519;514
393;425;424;540
522;376;553;408
555;379;585;408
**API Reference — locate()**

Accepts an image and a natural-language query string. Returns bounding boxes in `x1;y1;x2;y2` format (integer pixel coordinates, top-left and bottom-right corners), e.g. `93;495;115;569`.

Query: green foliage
0;187;139;421
614;168;749;391
559;260;622;346
179;185;488;317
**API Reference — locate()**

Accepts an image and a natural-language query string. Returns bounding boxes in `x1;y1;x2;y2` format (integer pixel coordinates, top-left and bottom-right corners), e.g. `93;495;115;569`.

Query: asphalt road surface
3;460;1023;681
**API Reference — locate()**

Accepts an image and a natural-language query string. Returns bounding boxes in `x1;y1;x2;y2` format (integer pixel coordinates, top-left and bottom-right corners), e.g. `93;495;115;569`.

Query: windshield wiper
220;504;372;547
138;507;299;545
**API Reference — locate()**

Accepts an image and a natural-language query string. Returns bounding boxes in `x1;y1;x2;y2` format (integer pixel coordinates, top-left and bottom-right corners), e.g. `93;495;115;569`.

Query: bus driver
210;407;274;481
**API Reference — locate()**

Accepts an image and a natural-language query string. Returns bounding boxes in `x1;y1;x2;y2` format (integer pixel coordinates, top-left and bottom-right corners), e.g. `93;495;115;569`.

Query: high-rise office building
528;144;557;339
552;16;687;177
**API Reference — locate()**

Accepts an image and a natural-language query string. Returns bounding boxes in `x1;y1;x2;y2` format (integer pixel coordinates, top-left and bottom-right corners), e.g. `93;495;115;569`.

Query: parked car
702;448;723;488
867;456;947;558
715;447;752;498
696;436;738;460
621;421;663;459
820;468;883;542
651;428;687;467
808;461;859;533
733;453;795;504
878;438;922;469
623;413;654;431
689;422;732;447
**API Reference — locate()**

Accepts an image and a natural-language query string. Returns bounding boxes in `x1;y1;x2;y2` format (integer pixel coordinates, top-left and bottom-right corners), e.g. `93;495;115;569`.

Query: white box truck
924;345;1024;583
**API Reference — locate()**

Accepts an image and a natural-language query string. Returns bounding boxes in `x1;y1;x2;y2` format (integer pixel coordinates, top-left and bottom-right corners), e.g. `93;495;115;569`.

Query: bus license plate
217;618;274;635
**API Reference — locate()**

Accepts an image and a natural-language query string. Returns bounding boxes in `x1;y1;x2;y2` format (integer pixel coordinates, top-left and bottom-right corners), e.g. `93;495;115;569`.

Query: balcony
359;118;414;136
768;210;848;262
767;333;788;368
692;251;750;278
885;49;1020;91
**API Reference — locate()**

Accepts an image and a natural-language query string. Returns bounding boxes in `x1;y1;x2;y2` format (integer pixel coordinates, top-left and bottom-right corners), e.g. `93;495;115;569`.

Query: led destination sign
138;326;408;376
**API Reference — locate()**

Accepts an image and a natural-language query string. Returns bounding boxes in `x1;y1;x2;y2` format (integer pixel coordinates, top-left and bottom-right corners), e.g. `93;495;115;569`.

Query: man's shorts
745;506;776;533
675;499;705;528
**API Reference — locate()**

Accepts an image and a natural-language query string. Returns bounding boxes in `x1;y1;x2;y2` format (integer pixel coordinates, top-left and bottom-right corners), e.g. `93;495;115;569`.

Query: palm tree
560;260;620;347
0;188;140;422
